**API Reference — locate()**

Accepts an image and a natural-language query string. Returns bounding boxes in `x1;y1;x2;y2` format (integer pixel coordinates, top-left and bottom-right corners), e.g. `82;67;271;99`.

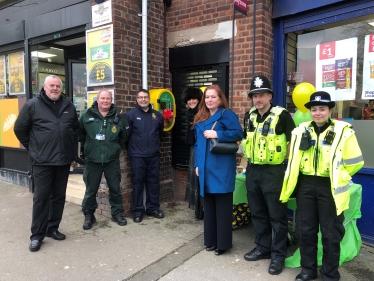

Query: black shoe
147;210;164;219
295;273;317;281
83;214;96;230
46;230;66;240
244;248;271;261
133;213;143;223
268;260;284;275
205;245;216;251
29;240;42;252
214;249;226;256
112;216;127;226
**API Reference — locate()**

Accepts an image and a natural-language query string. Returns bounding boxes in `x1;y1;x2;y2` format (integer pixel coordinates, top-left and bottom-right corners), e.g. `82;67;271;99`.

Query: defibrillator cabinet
149;89;176;132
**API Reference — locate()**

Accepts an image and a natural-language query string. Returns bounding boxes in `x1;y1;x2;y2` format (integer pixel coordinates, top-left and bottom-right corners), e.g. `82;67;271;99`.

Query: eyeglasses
137;96;149;100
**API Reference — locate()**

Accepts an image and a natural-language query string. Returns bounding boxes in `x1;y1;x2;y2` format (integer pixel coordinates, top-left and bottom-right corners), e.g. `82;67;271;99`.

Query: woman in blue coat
194;84;243;255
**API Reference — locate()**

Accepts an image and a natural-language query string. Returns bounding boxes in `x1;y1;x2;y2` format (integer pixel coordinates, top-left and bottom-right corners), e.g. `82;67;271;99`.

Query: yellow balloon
292;82;316;113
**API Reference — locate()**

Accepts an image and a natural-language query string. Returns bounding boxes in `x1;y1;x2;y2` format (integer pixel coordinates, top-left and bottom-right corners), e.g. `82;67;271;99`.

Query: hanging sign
362;34;374;99
86;24;114;87
8;51;25;96
0;55;6;96
315;38;357;101
92;0;112;28
234;0;247;16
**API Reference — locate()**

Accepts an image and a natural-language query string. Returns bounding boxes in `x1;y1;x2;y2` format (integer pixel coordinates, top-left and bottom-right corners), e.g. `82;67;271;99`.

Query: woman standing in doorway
182;87;204;220
194;84;243;255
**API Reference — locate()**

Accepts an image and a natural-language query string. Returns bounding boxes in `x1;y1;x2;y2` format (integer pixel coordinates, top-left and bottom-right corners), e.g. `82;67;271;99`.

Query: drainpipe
142;0;148;89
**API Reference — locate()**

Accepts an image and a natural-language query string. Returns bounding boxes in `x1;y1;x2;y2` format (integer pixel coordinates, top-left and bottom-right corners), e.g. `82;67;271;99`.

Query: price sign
319;42;336;60
86;25;114;86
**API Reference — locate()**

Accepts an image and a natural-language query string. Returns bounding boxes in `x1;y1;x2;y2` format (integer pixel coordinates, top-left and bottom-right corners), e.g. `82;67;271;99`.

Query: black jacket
124;104;164;157
14;88;79;165
78;102;129;163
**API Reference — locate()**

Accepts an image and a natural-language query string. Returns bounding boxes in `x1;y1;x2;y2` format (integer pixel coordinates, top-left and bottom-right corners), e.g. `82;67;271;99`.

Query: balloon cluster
292;82;315;126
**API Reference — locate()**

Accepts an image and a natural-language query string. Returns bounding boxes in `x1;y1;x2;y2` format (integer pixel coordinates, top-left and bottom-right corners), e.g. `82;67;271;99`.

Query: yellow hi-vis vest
280;120;364;215
242;106;287;165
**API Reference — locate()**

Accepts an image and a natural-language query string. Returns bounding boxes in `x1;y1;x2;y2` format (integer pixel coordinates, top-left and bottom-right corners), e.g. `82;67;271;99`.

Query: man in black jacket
14;75;80;252
124;89;164;223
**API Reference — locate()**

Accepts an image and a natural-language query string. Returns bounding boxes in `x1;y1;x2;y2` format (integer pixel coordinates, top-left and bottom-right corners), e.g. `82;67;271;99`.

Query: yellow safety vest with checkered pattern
280;120;364;215
242;106;287;165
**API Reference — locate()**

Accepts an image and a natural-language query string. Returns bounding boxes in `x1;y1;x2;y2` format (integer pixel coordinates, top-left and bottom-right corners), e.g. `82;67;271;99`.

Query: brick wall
166;0;274;122
92;0;173;217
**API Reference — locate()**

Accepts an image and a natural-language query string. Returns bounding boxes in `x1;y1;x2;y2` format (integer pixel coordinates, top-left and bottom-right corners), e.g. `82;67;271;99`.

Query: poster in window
0;55;6;96
315;38;357;101
8;52;25;96
362;34;374;99
86;24;114;87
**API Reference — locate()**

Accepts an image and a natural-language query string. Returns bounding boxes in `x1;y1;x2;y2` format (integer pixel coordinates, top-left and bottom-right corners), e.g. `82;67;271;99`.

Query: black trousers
296;175;345;281
204;192;233;250
185;146;204;219
81;160;124;218
31;164;70;241
129;155;160;214
246;163;288;261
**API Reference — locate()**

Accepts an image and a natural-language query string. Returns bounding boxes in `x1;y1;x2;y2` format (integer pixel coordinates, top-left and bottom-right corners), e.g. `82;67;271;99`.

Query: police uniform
280;91;364;281
242;76;295;273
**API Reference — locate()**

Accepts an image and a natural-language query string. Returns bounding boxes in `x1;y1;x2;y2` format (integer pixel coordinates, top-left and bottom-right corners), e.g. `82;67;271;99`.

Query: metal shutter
171;63;229;169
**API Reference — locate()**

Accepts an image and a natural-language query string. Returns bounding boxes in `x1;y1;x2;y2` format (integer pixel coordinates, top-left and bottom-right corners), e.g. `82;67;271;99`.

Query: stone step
66;173;85;205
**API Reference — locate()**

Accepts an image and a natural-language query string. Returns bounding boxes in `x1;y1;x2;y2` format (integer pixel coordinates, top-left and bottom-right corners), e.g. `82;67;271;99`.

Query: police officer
124;89;164;223
79;90;129;229
280;91;364;281
242;75;295;275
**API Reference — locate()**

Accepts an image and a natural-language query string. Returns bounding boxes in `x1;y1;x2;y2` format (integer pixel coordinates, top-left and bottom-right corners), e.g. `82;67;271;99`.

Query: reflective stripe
343;155;364;165
334;183;350;195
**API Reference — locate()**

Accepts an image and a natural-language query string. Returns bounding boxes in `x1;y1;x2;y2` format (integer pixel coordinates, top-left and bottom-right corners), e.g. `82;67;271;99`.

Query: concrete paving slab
0;180;373;281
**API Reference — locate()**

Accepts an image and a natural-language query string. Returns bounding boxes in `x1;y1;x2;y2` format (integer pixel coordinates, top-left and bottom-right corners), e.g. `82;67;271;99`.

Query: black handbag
209;110;239;154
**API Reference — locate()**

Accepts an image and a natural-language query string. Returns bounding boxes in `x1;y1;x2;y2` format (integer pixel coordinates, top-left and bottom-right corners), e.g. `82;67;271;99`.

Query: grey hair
97;89;112;100
44;75;62;86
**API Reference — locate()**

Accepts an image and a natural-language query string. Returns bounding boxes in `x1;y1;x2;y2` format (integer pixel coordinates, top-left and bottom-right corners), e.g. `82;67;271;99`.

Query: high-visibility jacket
242;106;287;164
280;119;364;215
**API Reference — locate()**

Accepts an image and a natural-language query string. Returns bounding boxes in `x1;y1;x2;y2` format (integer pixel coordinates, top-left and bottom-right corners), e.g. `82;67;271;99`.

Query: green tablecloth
285;183;362;268
233;174;247;204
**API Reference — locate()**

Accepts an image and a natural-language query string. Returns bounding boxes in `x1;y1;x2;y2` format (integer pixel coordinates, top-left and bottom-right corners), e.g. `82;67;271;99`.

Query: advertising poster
0;98;26;148
8;52;25;95
92;0;112;28
87;90;114;108
315;37;357;101
0;55;6;96
86;24;114;87
362;34;374;99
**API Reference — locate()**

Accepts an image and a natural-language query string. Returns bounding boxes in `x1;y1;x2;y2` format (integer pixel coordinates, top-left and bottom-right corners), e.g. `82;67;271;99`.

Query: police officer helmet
304;91;335;109
248;75;274;98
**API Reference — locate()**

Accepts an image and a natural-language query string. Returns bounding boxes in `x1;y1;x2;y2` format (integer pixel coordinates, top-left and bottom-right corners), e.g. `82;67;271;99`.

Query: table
233;175;363;268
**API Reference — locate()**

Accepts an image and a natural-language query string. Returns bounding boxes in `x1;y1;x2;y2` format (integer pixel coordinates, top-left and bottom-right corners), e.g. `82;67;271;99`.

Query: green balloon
293;110;312;126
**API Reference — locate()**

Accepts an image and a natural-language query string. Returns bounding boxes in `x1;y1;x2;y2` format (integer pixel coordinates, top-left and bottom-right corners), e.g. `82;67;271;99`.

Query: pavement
0;180;374;281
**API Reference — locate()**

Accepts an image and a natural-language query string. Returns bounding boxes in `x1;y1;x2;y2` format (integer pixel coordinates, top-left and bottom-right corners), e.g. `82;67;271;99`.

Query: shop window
286;16;374;120
0;49;26;99
30;45;65;96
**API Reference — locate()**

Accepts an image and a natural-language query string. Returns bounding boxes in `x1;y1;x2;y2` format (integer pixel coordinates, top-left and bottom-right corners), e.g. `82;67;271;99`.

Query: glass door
68;59;87;173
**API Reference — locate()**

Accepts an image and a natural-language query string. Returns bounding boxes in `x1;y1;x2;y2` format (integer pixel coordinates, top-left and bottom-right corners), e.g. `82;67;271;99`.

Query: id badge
95;134;105;141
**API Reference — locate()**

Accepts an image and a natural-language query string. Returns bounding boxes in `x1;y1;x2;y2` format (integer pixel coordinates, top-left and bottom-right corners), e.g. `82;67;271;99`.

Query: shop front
0;0;90;187
272;0;374;245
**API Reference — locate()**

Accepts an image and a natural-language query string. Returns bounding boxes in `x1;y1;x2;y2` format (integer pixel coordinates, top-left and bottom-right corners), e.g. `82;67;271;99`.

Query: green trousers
82;159;124;218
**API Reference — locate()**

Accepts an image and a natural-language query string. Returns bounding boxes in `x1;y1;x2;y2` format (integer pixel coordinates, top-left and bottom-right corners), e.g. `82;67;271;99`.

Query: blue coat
194;107;243;196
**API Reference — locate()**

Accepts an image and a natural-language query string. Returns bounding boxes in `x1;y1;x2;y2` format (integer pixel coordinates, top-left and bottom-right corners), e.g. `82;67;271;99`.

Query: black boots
83;213;96;230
